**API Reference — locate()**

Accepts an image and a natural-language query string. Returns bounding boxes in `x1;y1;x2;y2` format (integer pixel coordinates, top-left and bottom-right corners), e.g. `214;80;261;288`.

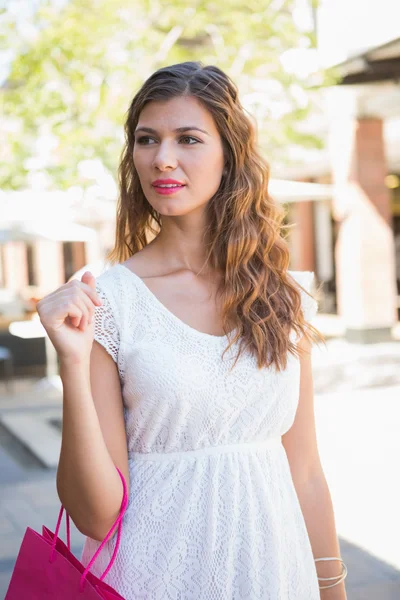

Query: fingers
70;280;102;329
75;294;92;331
67;286;98;331
45;292;90;331
65;298;90;330
40;282;102;331
81;271;96;287
37;277;104;333
69;279;103;307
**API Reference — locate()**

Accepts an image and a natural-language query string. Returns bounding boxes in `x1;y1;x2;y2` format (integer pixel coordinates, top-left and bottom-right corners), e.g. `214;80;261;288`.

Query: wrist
319;581;347;599
59;356;90;375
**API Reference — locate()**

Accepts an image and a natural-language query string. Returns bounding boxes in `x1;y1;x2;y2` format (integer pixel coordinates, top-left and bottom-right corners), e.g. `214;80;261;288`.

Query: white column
326;86;397;342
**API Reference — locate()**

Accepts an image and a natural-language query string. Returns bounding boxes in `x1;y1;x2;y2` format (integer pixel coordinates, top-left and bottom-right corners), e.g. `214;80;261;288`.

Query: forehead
137;96;218;133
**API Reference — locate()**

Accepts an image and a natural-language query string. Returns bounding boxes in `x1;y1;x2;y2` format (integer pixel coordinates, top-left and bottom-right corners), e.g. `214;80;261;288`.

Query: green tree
0;0;333;190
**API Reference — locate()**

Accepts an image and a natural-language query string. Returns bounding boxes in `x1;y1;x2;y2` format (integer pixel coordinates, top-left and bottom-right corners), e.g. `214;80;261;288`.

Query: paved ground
1;316;400;598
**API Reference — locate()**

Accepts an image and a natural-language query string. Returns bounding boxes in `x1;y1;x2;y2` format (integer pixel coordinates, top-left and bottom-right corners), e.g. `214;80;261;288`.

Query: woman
37;62;347;599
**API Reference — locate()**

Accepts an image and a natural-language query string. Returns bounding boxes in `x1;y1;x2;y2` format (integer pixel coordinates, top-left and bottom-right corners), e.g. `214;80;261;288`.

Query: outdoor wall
2;242;28;290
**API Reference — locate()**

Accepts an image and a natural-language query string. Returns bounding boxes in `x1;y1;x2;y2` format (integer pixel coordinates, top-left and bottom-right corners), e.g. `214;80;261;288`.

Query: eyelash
136;135;200;145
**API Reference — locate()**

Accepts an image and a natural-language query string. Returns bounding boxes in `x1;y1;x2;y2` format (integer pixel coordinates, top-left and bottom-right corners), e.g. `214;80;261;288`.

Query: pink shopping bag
5;466;128;599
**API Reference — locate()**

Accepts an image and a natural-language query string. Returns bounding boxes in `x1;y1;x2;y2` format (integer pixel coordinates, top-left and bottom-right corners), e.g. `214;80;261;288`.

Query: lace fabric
82;265;320;599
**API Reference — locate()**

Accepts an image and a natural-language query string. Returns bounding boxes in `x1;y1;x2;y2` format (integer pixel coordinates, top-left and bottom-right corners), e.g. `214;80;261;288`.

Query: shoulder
95;263;141;329
95;262;122;285
93;264;129;319
95;263;128;297
92;266;124;365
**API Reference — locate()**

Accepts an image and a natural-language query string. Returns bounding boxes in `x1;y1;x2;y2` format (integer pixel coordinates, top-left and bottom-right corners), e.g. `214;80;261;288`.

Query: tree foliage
0;0;331;190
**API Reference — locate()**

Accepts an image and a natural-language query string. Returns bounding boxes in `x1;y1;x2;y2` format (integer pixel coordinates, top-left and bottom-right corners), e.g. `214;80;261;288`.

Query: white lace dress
81;264;320;600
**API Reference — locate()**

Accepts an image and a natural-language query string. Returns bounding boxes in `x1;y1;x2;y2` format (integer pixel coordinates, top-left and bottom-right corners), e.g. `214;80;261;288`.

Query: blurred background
0;0;400;597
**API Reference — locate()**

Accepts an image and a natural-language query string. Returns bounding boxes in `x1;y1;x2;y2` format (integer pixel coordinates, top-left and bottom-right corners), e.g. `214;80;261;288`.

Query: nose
152;140;178;172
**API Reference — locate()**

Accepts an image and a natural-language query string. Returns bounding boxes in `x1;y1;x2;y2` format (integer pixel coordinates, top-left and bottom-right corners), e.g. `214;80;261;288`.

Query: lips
152;178;186;195
152;179;186;187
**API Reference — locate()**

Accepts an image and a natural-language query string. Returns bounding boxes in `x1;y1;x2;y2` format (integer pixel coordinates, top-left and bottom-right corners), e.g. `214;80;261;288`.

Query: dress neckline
116;263;238;343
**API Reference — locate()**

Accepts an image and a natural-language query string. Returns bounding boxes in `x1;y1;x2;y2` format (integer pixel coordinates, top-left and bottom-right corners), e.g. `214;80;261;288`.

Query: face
133;95;225;217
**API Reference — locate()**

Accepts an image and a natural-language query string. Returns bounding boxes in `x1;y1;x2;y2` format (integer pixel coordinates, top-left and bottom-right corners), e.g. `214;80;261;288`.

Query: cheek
201;159;224;189
133;149;149;175
186;147;224;180
188;163;224;202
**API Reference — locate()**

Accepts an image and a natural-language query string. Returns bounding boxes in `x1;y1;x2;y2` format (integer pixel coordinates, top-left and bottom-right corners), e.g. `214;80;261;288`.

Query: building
283;0;400;342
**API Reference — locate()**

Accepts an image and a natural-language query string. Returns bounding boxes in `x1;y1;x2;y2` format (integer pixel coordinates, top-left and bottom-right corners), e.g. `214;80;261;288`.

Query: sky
316;0;400;66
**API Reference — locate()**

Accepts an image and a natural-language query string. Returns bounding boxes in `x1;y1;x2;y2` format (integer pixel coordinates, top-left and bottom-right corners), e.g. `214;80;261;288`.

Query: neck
153;218;215;277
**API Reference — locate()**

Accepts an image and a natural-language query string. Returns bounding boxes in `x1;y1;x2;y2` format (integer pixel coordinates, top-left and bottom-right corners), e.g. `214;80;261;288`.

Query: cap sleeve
93;276;120;363
289;270;318;323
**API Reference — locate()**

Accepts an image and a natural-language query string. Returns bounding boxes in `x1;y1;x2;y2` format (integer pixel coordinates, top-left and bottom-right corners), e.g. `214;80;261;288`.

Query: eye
135;135;200;145
179;135;200;144
136;136;156;145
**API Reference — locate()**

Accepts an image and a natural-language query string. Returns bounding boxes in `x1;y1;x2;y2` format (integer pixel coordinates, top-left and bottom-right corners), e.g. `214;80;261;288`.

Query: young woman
37;62;347;599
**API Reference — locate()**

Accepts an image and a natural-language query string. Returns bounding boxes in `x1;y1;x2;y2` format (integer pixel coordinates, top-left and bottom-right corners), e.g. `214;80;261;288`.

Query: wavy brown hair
107;61;325;371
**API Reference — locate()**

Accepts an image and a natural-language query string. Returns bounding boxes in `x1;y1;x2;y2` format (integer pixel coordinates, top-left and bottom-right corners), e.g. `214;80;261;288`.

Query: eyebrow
134;126;210;136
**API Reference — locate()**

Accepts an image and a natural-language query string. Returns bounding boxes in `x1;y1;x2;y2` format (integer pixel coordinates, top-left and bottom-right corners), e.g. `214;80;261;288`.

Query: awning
0;221;97;243
269;179;332;202
334;37;400;84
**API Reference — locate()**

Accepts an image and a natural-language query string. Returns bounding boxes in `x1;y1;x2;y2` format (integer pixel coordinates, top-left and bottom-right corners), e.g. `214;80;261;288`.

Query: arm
282;335;347;600
56;341;130;542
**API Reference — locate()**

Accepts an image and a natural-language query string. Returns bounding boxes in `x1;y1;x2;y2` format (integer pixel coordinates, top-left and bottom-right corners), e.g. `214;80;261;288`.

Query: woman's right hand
36;271;103;365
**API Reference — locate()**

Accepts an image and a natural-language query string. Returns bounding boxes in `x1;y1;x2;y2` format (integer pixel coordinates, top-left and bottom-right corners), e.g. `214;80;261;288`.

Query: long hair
107;61;325;371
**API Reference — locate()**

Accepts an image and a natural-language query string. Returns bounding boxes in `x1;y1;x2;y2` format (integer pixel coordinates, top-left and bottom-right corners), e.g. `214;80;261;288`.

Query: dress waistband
128;436;282;462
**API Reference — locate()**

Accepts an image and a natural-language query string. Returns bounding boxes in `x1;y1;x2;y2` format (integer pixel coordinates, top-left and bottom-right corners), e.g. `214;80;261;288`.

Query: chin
157;206;193;217
151;196;197;217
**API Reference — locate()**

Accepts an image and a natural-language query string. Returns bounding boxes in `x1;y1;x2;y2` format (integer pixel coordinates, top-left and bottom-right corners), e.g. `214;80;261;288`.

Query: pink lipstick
152;178;186;195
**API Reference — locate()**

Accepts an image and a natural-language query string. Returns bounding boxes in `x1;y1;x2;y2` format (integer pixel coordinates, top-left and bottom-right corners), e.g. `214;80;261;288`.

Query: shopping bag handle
50;466;128;590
